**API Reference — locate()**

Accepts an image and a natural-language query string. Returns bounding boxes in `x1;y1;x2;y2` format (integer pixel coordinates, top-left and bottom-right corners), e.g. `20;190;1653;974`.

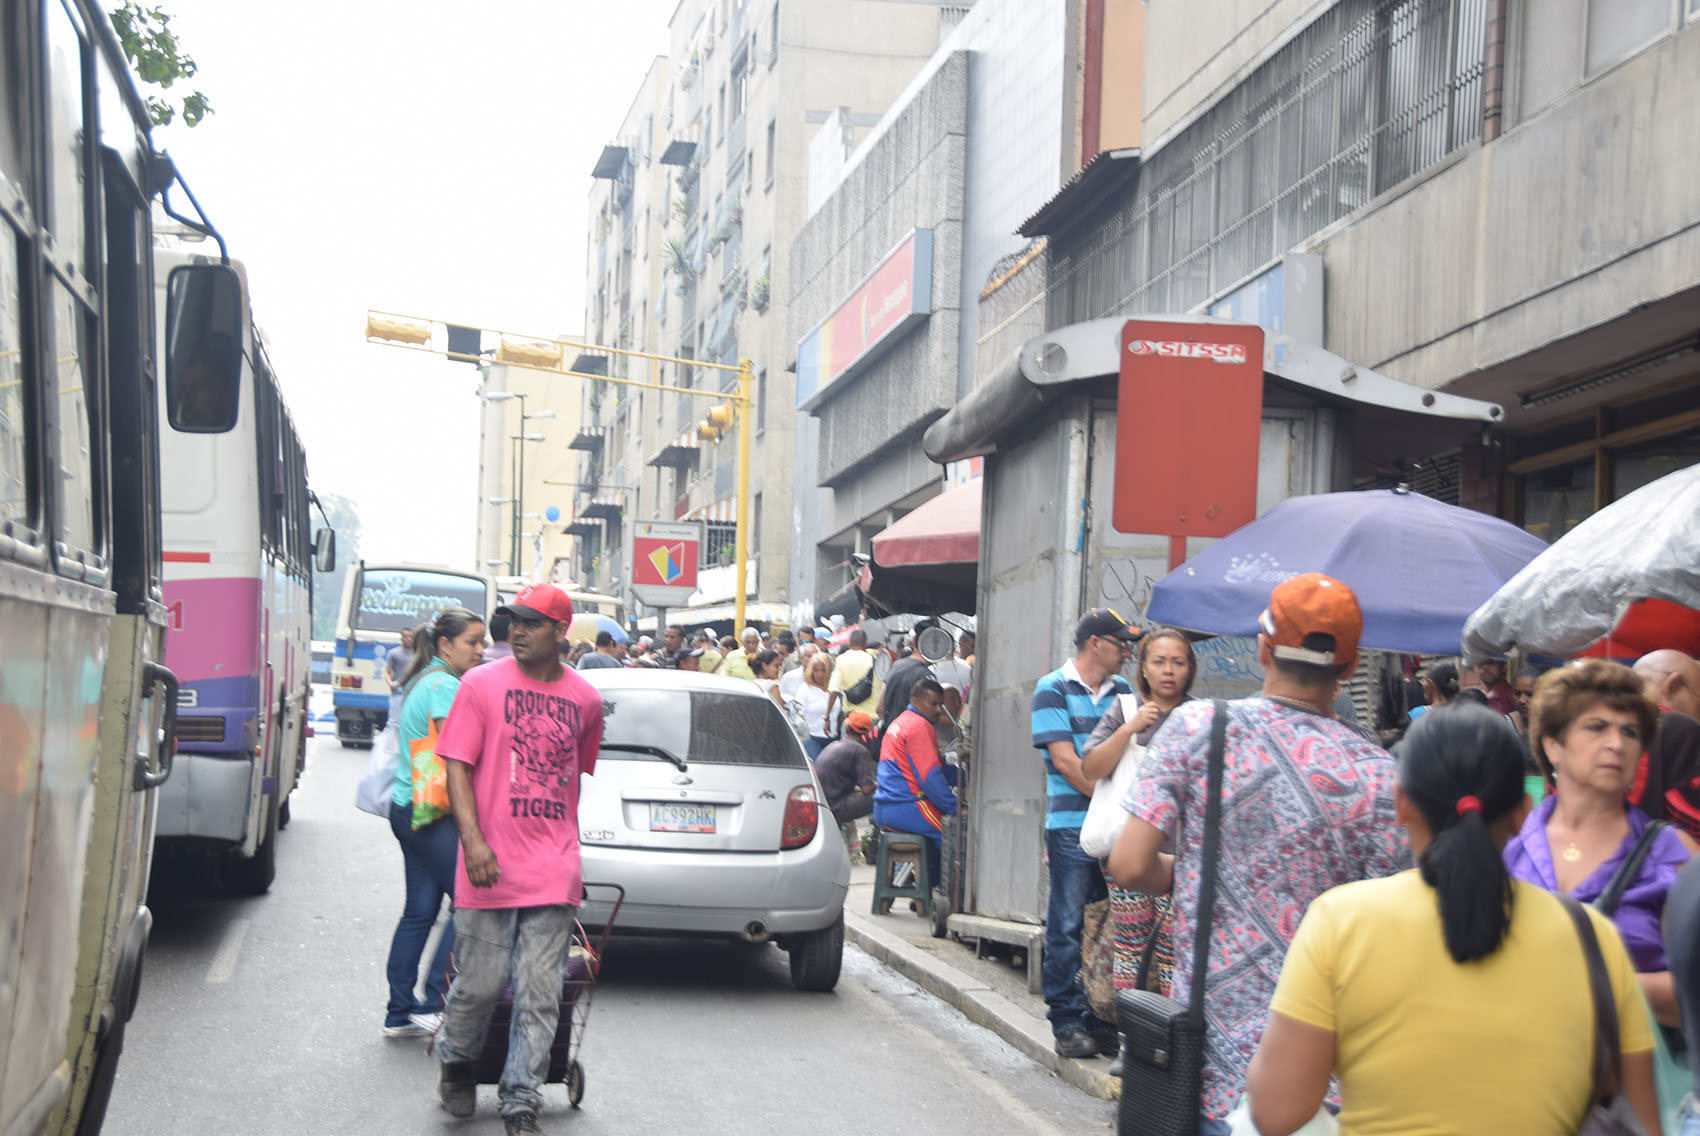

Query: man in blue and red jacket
873;678;959;885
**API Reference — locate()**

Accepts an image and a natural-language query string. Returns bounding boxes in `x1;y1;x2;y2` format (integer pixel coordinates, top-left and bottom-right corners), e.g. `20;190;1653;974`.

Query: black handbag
1560;894;1649;1135
1116;699;1228;1136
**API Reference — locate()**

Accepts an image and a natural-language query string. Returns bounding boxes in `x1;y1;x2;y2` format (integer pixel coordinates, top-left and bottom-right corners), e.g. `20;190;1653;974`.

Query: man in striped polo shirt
1031;607;1140;1059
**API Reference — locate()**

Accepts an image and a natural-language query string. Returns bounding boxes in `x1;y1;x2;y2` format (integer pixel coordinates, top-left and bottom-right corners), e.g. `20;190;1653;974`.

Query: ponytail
1395;702;1526;963
398;608;482;690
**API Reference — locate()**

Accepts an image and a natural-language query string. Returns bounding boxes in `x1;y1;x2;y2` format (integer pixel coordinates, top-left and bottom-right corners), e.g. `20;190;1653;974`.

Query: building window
756;365;767;433
752;491;762;554
769;3;780;67
704;521;736;567
717;84;726;142
1585;0;1676;77
764;120;776;190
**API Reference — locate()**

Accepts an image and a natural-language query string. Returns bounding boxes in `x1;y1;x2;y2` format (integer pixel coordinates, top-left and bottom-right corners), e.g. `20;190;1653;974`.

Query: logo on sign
1127;339;1248;365
647;542;687;585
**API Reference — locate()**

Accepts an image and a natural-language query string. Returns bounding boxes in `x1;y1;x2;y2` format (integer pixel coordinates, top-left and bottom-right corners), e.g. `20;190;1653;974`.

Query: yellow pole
733;357;754;639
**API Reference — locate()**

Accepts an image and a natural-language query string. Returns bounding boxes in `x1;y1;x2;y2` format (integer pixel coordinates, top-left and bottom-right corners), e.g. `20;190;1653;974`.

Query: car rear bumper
578;834;849;937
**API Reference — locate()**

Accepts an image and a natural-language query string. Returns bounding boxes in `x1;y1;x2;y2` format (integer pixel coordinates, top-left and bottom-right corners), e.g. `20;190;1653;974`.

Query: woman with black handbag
1246;703;1662;1135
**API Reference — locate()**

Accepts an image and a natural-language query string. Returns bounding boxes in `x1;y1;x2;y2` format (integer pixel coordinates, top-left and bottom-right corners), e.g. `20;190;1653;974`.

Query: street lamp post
485;390;555;579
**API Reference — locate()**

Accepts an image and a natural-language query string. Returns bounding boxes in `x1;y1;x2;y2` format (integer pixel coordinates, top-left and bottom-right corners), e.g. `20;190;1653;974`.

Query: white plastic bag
1079;694;1142;859
355;723;401;818
1224;1096;1337;1136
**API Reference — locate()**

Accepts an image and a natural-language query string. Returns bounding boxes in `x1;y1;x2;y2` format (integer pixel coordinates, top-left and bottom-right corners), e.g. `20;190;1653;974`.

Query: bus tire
278;797;291;830
225;797;278;895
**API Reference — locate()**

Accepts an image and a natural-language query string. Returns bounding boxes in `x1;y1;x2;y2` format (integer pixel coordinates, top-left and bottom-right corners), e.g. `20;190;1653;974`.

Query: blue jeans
437;905;577;1119
1678;1092;1700;1136
1199;1119;1231;1136
385;801;458;1025
804;735;830;760
1043;825;1111;1035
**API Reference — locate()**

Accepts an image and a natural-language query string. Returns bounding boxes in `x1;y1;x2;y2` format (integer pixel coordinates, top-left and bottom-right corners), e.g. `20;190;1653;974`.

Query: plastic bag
1224;1097;1337;1136
409;716;451;829
355;724;401;818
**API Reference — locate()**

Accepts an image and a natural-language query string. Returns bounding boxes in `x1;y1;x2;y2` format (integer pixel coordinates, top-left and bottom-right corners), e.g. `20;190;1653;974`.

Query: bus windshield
356;569;489;632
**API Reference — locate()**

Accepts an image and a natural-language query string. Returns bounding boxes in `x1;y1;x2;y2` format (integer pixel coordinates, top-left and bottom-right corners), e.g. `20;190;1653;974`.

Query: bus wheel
225;798;278;895
279;797;291;830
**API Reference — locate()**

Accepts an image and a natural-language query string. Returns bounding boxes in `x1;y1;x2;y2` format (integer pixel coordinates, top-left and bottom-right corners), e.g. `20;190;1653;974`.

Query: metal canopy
924;316;1505;466
591;145;629;180
569;425;606;452
647;427;701;468
581;493;624;520
660;139;698;166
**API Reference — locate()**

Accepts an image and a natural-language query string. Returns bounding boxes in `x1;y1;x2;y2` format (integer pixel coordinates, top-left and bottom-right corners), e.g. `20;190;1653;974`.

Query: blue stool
872;829;932;918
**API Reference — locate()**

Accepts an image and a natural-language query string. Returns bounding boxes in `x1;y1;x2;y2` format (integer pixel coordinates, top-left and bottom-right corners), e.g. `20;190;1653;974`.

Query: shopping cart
431;881;625;1109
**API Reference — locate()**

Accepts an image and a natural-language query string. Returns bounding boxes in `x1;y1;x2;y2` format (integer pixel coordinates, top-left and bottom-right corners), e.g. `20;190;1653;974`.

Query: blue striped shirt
1031;660;1131;830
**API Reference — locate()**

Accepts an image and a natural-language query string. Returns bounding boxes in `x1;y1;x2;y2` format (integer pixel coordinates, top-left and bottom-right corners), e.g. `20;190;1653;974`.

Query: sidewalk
842;862;1120;1102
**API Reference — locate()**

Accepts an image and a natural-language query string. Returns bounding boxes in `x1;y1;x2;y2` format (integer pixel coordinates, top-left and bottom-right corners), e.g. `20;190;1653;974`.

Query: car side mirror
313;528;336;573
165;263;245;433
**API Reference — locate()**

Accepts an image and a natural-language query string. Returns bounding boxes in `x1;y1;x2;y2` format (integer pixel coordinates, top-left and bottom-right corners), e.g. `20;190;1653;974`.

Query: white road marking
205;917;252;986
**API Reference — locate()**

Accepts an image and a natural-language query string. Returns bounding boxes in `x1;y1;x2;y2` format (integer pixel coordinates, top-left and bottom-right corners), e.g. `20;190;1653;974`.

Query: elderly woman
1504;658;1695;1026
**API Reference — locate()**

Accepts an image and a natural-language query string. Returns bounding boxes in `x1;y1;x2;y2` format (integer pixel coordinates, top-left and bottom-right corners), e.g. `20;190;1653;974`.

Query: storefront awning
648;428;701;468
924;316;1506;468
580;493;624;521
565;517;601;537
872;479;981;566
686;496;737;522
570;425;607;452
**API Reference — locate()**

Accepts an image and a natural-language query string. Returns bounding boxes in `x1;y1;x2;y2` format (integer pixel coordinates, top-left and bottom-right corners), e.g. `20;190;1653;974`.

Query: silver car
574;669;850;991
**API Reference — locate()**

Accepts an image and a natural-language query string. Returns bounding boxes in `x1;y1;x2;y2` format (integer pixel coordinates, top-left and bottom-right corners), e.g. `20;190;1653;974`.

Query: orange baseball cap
844;710;875;737
1258;573;1362;668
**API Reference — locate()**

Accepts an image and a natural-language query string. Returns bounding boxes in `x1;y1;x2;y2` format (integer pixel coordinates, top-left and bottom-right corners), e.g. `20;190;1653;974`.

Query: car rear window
600;689;807;768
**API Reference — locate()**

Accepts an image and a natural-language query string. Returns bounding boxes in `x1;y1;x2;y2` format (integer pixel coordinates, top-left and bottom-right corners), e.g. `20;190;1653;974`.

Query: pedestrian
1503;658;1694;1028
872;678;958;888
722;626;762;680
1638;649;1700;721
386;624;424;725
1031;607;1139;1060
827;628;882;727
1245;702;1661;1135
931;630;975;695
780;641;816;702
1631;649;1700;839
575;630;622;670
383;607;485;1039
661;624;685;667
1407;660;1459;722
1080;628;1196;1023
775;630;799;673
800;654;835;758
676;646;703;672
879;635;933;732
1110;574;1408;1124
751;648;785;710
432;584;604;1136
816;710;879;837
1476;656;1518;715
693;629;723;674
484;611;514;663
1664;855;1700;1136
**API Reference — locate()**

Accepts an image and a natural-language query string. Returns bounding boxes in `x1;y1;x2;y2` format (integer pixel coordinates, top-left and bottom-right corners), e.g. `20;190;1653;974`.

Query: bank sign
629;520;702;608
795;229;933;410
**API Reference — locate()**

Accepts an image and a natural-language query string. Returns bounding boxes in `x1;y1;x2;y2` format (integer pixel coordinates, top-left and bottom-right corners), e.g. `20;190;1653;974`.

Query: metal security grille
1048;0;1487;326
1363;449;1462;503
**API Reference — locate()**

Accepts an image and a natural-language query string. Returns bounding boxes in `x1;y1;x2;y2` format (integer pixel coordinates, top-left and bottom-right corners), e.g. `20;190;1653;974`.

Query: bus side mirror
165;263;244;433
313;528;336;573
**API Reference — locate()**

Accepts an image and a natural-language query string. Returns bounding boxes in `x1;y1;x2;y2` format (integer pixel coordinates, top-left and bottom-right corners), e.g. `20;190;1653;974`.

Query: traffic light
366;315;431;345
697;402;734;442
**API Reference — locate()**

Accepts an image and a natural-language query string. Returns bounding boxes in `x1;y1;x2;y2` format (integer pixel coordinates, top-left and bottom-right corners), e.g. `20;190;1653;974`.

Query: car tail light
780;785;819;850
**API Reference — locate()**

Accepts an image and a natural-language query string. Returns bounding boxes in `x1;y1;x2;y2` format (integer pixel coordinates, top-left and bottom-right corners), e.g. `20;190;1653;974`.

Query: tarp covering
1463;464;1700;662
872;479;982;567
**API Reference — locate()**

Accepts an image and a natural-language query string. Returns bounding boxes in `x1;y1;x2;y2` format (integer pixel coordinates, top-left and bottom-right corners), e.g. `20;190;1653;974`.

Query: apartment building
573;0;961;622
473;359;585;583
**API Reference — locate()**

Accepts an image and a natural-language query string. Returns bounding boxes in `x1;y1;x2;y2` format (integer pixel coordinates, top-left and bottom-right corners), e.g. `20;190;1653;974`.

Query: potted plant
749;273;770;312
664;237;693;280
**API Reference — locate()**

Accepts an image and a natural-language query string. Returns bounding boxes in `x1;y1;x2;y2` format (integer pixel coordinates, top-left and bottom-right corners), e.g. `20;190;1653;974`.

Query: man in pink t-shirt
434;584;602;1136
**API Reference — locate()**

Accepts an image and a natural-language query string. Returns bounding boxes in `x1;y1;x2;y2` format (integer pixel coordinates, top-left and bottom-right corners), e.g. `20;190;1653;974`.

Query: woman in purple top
1503;658;1695;1026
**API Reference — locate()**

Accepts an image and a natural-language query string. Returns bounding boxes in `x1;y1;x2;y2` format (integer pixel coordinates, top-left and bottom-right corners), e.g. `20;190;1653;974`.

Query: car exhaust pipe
740;920;769;942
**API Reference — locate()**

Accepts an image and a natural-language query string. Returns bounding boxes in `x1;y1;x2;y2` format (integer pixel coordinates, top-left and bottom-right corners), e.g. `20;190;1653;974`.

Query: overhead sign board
1114;319;1263;539
629;520;702;608
795;228;933;410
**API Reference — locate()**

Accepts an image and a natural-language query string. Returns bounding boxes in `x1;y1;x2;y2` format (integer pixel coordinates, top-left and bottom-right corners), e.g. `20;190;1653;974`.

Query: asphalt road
104;720;1107;1136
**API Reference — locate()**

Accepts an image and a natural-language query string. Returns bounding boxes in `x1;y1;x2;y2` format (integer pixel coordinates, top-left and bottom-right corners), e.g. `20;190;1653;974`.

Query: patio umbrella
1462;464;1700;662
1147;487;1550;655
566;613;628;645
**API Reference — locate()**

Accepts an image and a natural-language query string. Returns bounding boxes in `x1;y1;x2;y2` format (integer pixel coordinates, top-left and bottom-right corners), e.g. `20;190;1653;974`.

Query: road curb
843;909;1120;1102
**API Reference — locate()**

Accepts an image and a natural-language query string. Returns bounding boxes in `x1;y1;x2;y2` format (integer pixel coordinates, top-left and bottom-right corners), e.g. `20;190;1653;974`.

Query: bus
0;3;252;1131
152;240;326;895
494;575;625;626
332;562;496;746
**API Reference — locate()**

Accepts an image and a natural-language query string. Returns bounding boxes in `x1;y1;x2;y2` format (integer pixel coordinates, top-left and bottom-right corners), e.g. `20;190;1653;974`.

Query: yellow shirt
828;649;882;715
1271;870;1653;1136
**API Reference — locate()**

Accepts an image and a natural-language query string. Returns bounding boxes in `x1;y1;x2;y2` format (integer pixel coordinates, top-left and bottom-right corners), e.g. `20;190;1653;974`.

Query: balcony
569;425;607;452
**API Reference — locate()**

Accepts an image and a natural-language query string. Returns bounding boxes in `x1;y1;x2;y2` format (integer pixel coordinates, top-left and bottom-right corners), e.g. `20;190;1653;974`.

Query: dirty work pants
436;905;577;1119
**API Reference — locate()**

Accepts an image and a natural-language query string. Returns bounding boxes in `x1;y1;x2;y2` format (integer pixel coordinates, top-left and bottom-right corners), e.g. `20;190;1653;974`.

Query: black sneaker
1054;1026;1099;1059
503;1112;544;1135
1092;1029;1121;1058
438;1061;476;1119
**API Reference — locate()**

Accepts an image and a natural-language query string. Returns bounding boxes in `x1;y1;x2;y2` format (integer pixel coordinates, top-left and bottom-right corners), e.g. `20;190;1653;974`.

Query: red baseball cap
1258;573;1362;668
497;583;574;624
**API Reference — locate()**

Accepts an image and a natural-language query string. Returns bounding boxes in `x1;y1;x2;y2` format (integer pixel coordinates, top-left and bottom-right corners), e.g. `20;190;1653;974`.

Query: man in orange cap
1109;574;1406;1127
815;710;880;845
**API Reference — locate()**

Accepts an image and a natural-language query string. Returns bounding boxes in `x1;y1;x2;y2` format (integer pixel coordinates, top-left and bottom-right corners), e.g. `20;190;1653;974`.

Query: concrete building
474;359;585;583
574;0;955;625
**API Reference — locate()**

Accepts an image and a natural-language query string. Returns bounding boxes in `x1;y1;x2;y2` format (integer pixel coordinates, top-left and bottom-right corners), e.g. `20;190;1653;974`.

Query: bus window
164;264;243;432
46;0;87;273
357;568;490;632
52;282;97;555
0;226;26;531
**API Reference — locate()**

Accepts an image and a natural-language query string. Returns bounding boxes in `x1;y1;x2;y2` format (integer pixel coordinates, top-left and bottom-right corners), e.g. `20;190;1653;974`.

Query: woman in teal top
383;606;485;1037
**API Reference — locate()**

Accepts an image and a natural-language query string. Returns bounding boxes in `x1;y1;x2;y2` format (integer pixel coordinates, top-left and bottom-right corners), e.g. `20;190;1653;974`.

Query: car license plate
650;802;715;833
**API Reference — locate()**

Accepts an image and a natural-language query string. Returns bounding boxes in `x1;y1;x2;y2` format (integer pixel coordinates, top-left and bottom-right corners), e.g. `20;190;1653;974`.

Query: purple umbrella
1147;487;1550;655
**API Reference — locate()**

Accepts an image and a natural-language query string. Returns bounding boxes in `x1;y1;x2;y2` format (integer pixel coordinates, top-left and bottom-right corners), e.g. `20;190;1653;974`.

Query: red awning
872;479;982;567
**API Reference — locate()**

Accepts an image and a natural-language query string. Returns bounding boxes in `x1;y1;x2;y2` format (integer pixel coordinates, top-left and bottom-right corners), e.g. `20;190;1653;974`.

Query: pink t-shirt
435;657;603;909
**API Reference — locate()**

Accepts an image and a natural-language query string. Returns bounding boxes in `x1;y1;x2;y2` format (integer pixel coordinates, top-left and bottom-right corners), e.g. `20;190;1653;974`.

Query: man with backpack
827;628;882;727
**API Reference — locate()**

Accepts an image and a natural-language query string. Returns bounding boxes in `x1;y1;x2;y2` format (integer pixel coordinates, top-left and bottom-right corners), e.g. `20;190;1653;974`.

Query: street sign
1113;319;1263;539
629;520;702;608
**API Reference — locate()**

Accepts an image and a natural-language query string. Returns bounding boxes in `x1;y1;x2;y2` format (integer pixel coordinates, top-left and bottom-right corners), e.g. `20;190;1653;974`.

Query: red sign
1113;320;1263;539
633;526;700;592
794;229;934;407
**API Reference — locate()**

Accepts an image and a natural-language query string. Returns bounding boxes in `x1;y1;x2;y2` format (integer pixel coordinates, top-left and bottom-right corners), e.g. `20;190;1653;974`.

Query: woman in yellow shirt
1246;702;1661;1136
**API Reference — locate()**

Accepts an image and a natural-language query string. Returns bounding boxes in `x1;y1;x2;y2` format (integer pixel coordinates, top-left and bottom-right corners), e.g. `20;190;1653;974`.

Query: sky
147;0;679;562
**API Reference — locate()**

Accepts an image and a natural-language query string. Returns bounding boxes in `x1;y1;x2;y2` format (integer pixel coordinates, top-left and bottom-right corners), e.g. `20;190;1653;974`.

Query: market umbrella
566;613;628;645
1147;487;1550;654
1462;464;1700;662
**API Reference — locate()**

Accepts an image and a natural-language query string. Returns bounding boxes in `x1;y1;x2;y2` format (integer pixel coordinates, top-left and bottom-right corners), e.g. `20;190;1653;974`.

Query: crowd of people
1028;572;1700;1135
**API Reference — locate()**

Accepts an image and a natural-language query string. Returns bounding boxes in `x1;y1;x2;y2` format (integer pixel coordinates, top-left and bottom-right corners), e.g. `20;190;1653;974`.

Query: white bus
153;241;330;895
332;563;496;746
494;574;625;626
